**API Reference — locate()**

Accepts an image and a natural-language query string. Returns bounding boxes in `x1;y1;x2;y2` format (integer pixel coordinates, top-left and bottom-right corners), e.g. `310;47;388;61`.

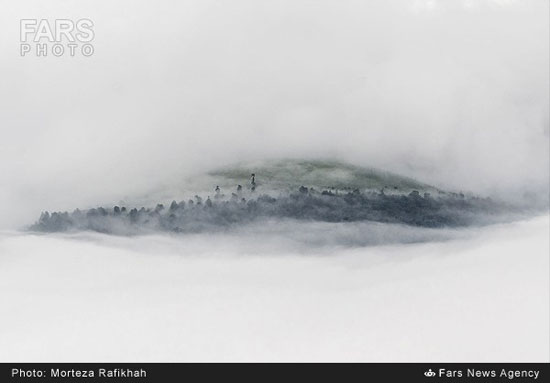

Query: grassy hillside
209;159;436;193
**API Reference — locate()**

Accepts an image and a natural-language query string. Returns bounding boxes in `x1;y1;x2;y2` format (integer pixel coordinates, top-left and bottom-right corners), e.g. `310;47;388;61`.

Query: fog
0;0;548;362
0;216;548;361
0;0;548;229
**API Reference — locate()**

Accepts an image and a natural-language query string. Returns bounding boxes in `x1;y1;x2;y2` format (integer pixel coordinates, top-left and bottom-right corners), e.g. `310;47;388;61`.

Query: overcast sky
0;0;548;229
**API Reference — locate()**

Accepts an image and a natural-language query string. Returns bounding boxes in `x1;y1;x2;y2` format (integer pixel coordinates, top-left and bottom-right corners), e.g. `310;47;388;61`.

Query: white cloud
0;0;548;228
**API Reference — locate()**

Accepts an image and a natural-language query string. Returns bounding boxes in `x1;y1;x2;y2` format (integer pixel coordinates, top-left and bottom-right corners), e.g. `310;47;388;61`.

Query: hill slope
206;159;436;194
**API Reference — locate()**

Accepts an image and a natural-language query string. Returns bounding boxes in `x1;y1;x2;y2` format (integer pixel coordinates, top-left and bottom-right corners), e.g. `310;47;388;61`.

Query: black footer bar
2;363;549;382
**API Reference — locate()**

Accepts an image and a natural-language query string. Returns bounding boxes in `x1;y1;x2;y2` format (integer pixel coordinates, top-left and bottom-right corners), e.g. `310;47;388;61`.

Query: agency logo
20;19;94;57
424;369;436;378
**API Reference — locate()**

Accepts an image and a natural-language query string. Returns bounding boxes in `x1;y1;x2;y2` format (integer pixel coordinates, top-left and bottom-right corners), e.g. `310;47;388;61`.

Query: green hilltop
208;159;437;193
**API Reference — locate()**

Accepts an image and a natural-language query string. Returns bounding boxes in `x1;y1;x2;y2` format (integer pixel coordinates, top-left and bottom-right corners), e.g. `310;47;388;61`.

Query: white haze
0;216;548;361
0;0;548;229
0;0;548;363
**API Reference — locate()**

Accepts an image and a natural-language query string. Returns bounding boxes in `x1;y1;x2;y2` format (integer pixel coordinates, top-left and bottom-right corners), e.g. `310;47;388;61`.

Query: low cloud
0;0;548;229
